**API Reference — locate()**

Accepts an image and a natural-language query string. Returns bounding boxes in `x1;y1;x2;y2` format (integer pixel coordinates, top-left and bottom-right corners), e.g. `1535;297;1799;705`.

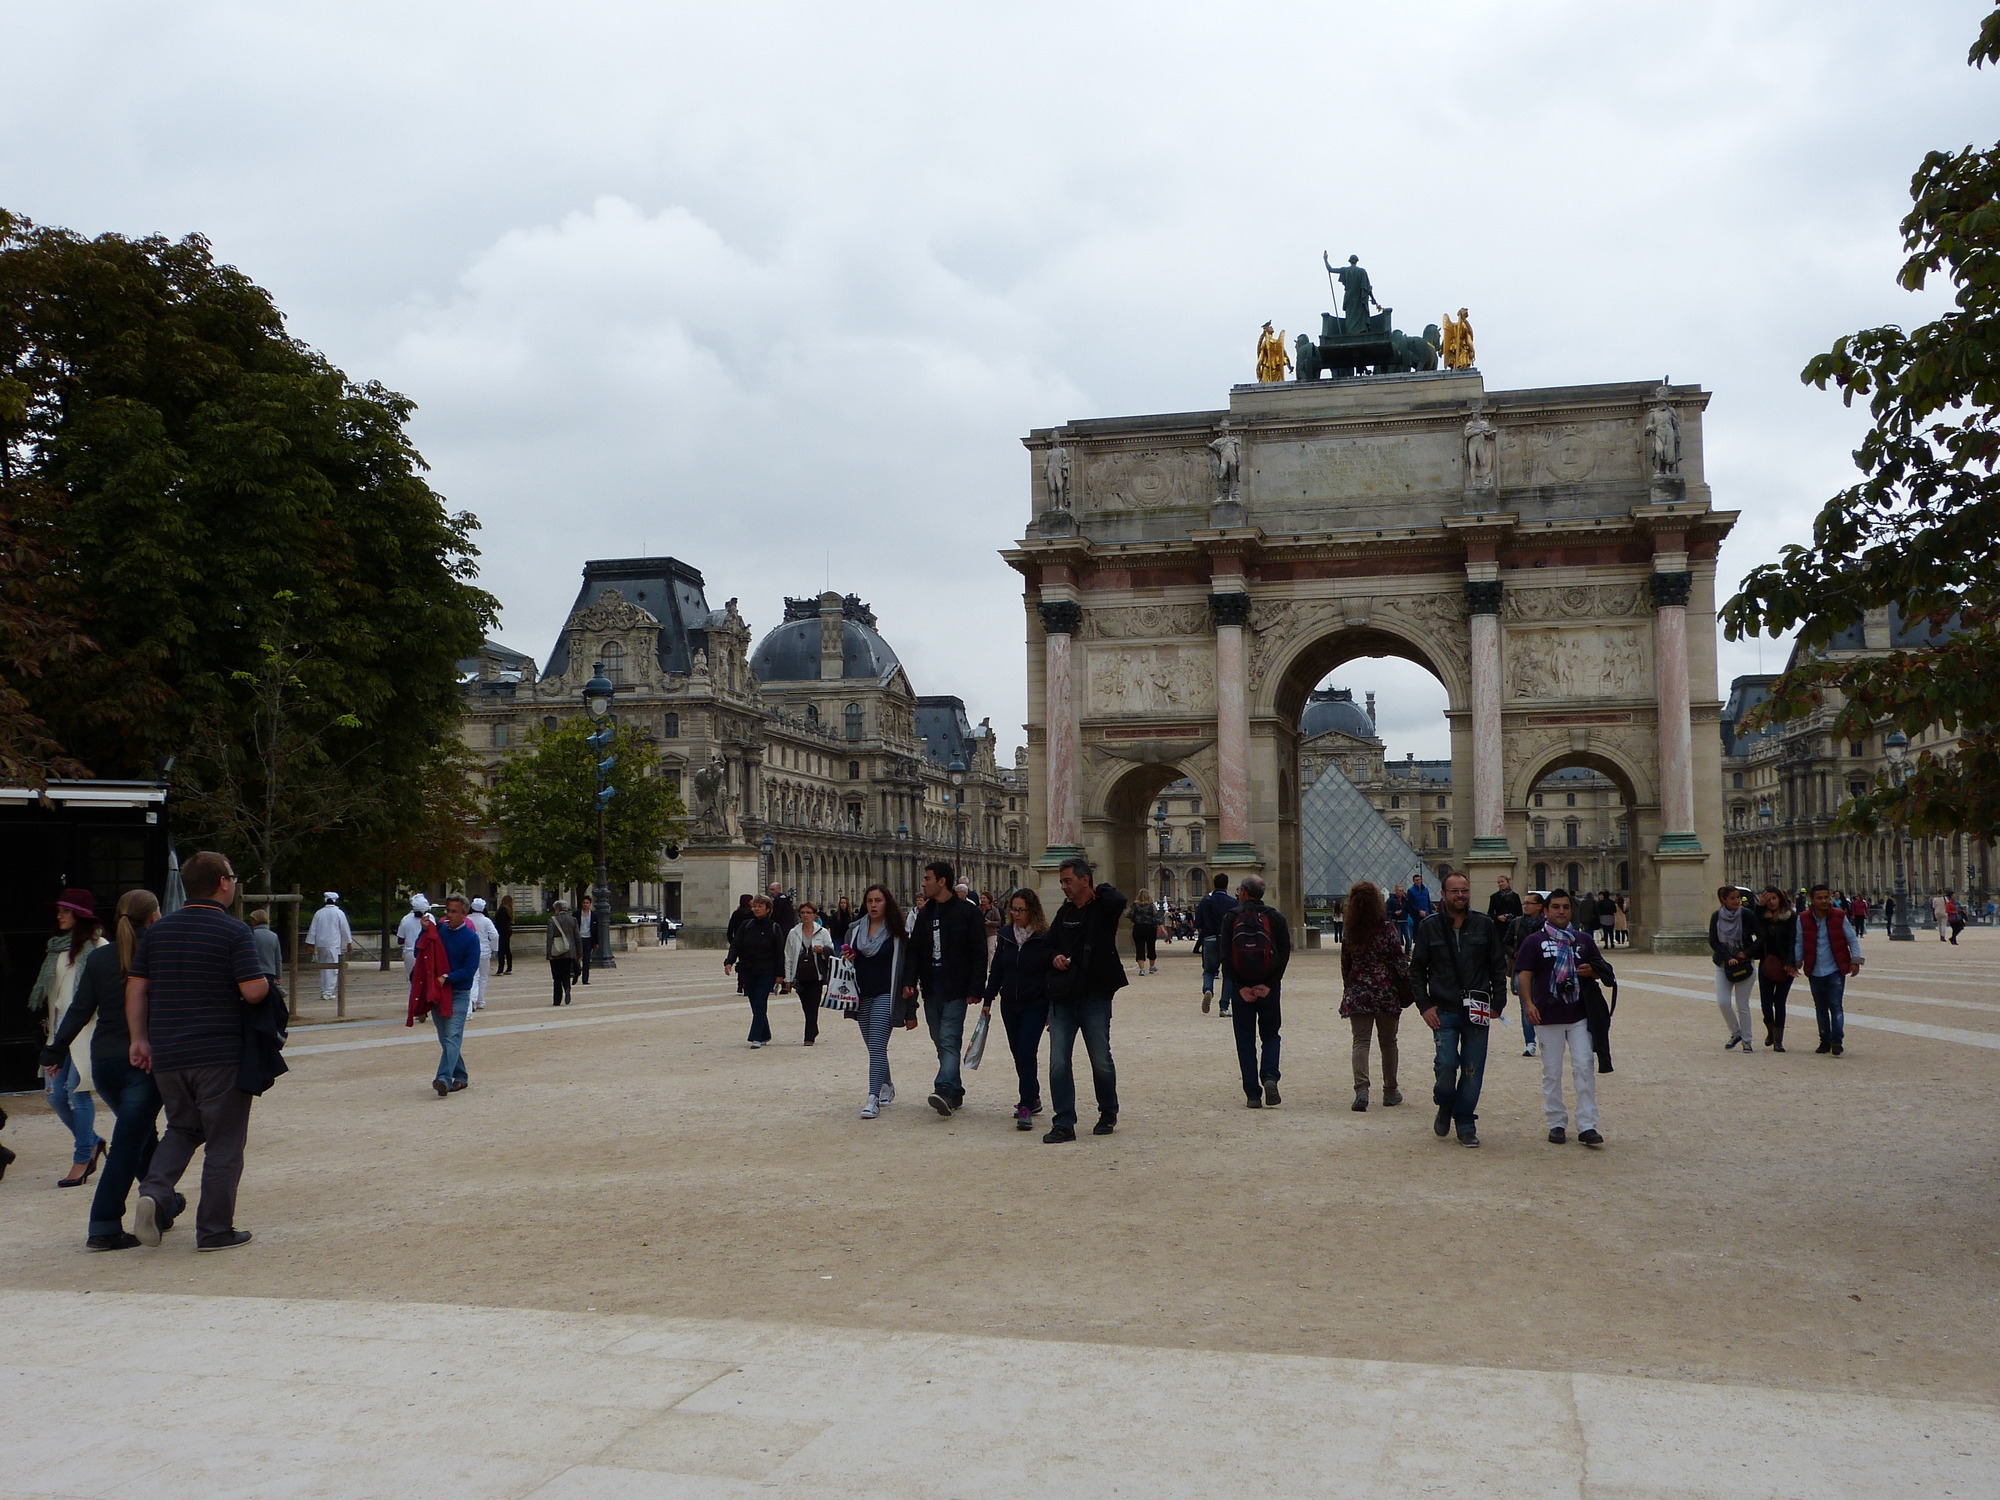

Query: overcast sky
5;1;1989;762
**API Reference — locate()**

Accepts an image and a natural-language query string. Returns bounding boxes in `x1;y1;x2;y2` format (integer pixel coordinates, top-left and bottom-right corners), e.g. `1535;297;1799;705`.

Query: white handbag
822;954;860;1012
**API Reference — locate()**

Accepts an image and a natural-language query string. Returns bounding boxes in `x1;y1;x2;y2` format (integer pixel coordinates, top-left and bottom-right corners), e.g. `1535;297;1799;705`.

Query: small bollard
336;956;347;1019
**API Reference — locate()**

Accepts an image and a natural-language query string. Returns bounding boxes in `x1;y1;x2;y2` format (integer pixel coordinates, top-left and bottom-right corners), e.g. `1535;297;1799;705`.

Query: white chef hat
411;893;432;913
323;891;340;903
471;898;487;912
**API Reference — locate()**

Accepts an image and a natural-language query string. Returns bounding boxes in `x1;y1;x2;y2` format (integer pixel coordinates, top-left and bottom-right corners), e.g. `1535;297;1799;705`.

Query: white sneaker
861;1096;879;1118
879;1081;895;1105
1524;1041;1538;1057
749;1040;764;1049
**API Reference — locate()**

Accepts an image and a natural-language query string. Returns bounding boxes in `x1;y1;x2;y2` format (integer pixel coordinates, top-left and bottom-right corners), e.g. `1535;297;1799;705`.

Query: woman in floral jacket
1339;881;1414;1112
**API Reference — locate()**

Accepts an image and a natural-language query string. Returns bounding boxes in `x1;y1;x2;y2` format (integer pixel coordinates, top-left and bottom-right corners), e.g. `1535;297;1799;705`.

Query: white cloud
3;0;1989;765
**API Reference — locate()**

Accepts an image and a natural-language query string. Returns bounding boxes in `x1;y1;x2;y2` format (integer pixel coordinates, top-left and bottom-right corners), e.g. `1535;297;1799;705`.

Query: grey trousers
141;1064;254;1247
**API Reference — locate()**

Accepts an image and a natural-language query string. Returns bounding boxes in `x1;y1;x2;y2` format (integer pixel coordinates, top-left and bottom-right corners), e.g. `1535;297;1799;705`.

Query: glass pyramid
1300;759;1426;903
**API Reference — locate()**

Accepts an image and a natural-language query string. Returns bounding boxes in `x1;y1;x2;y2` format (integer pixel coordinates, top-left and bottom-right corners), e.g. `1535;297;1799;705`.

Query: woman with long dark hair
43;889;176;1247
847;883;915;1117
985;887;1052;1130
31;889;107;1186
1755;886;1799;1053
1337;880;1414;1112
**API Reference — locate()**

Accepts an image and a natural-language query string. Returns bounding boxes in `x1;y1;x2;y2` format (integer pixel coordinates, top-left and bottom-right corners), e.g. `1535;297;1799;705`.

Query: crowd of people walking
8;841;1959;1252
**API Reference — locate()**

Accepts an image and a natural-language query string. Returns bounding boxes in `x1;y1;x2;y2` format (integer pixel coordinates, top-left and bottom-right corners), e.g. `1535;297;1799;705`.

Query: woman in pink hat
29;888;108;1186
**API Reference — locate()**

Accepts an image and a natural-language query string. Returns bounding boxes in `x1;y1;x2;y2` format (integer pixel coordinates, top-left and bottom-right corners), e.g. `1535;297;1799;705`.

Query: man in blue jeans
1042;858;1127;1143
433;895;484;1096
1220;875;1290;1108
907;861;989;1116
1194;873;1238;1016
1794;882;1862;1056
1406;872;1434;949
1412;871;1512;1148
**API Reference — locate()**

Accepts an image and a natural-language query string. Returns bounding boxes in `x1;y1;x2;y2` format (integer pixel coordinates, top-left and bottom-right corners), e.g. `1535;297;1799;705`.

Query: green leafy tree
0;213;494;849
1721;9;2000;841
489;718;684;901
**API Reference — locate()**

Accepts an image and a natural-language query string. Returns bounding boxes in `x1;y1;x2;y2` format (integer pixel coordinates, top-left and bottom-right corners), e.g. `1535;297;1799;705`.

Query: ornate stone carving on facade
1464;580;1504;616
1038;600;1082;635
1505;626;1649;702
690;754;732;841
1079;602;1211;640
1501;582;1650;622
570;588;660;634
1078;447;1205;511
1645;383;1683;476
1207;592;1254;628
1648;571;1694;609
1043;429;1072;512
1087;646;1216;716
1245;593;1469;695
1462;402;1497;493
1207;420;1243;504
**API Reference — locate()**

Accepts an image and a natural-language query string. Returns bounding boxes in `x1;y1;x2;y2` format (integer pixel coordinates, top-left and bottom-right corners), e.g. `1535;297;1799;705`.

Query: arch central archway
1259;619;1465;929
1095;760;1213;903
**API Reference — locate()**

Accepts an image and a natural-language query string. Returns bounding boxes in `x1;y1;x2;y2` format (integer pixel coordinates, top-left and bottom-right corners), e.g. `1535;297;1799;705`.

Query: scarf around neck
850;917;892;957
1546;921;1581;990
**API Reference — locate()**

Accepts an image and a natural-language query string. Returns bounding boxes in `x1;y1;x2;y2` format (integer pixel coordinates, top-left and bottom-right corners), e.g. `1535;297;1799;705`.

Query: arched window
845;703;863;741
1436;795;1447;810
1390;794;1401;810
1189;867;1205;891
542;716;558;731
848;760;860;779
601;641;624;682
1158;869;1176;899
662;712;679;739
1435;821;1449;848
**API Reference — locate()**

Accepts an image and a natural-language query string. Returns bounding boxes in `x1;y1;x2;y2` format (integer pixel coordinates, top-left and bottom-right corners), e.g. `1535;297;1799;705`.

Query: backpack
1230;907;1277;985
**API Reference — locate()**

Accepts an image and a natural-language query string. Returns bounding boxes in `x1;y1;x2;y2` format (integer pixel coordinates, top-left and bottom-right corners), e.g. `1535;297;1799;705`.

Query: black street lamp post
583;663;619;970
1885;731;1915;941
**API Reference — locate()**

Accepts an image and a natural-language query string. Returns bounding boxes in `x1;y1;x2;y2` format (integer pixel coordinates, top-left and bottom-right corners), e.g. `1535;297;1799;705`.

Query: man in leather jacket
1409;870;1511;1148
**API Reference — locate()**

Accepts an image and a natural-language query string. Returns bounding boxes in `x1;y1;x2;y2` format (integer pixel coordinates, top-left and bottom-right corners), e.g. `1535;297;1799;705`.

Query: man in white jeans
1514;889;1613;1148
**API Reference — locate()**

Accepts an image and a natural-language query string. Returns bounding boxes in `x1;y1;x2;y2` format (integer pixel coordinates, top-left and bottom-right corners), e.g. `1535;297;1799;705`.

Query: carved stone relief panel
1500;419;1644;489
1080;602;1212;640
1078;447;1207;511
1501;583;1650;622
1245;593;1468;697
1086;643;1216;716
1504;625;1650;702
1251;432;1456;503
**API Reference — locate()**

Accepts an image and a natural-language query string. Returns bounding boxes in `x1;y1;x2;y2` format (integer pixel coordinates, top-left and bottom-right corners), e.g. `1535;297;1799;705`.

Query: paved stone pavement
5;1289;1997;1499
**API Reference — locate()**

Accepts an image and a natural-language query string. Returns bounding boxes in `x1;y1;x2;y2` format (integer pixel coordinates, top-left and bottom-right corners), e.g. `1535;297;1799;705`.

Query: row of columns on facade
1034;566;1702;870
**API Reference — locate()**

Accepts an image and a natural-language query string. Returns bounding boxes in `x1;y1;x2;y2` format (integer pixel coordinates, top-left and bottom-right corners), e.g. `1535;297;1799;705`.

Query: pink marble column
1651;571;1700;853
1038;600;1082;851
1465;581;1507;855
1210;591;1253;855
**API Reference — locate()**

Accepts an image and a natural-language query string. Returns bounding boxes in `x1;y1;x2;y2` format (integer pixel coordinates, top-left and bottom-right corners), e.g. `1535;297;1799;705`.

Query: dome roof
1300;687;1376;741
750;595;901;684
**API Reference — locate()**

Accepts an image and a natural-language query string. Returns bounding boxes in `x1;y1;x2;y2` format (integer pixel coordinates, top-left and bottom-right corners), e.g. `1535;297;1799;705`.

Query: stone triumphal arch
1006;369;1734;951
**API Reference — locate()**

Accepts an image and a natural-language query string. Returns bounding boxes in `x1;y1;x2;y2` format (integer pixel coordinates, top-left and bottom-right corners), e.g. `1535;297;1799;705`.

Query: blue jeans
926;996;967;1101
744;974;775;1042
432;992;470;1085
1520;1009;1537;1046
88;1054;162;1237
1200;936;1221;996
1231;984;1282;1098
1432;1008;1490;1135
1048;994;1118;1129
1000;999;1047;1110
1808;971;1846;1045
45;1058;98;1164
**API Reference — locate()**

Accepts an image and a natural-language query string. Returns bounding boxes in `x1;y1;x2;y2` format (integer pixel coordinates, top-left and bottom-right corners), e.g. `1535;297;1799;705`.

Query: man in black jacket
1504;890;1546;1058
1219;875;1290;1108
1042;858;1127;1143
908;861;990;1116
1409;870;1511;1148
1194;873;1238;1016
